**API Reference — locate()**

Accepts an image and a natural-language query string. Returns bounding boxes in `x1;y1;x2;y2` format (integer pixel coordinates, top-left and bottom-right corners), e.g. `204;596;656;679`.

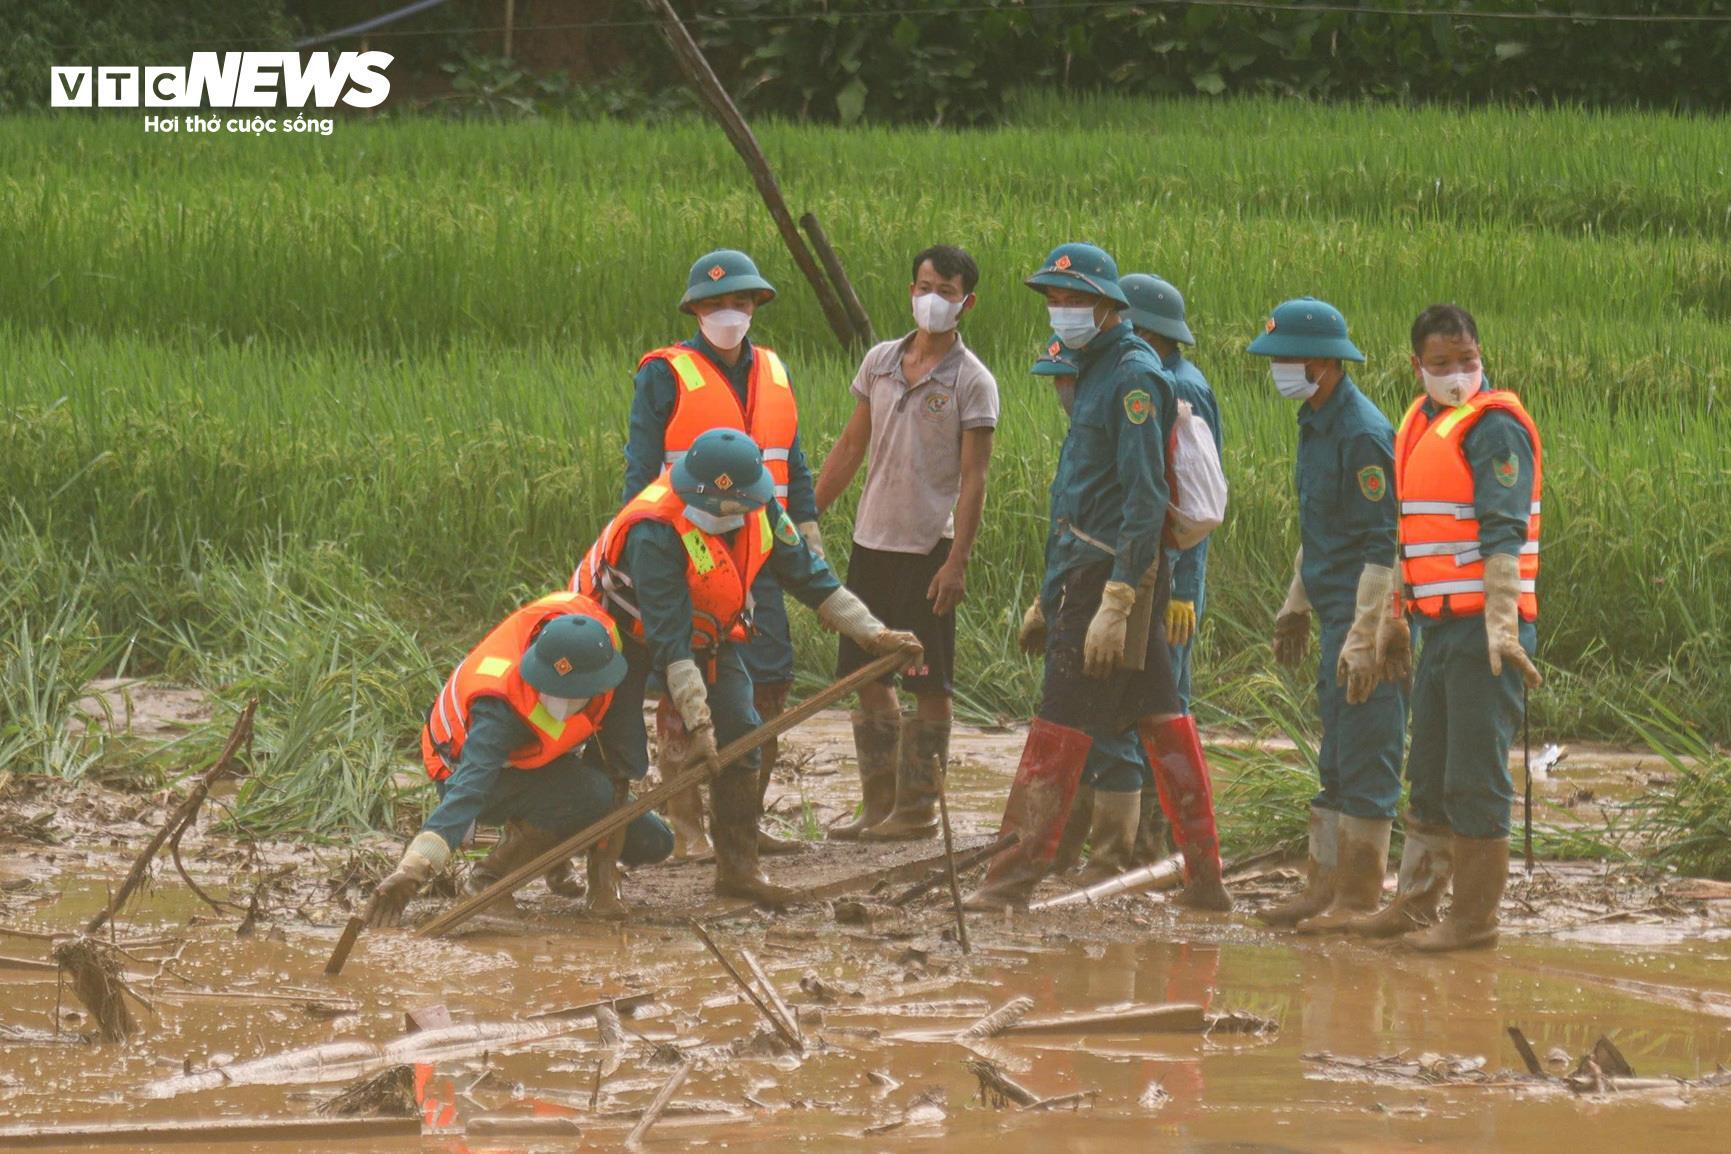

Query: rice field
2;95;1728;833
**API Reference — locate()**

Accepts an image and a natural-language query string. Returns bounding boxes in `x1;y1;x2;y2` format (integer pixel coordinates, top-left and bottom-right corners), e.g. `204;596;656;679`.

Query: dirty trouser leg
1404;624;1452;832
1439;617;1531;840
475;753;673;880
707;645;795;904
1317;619;1406;821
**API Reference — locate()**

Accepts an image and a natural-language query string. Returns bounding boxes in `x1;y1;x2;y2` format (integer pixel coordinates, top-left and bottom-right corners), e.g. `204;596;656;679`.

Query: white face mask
698;308;752;350
684;505;746;535
1271;361;1318;401
1049;306;1100;350
912;292;964;334
1421;367;1482;408
539;693;590;722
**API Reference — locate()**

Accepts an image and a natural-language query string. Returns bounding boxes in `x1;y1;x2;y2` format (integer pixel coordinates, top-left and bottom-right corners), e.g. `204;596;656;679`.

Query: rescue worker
968;243;1232;912
1248;297;1411;934
576;428;920;905
814;245;998;844
364;591;673;927
1122;272;1225;871
622;249;822;860
1344;304;1541;951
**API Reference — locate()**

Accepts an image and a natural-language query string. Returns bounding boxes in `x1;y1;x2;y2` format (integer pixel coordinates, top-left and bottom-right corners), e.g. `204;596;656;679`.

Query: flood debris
1203;1009;1281;1039
965;1057;1038;1107
526;992;653;1021
51;937;137;1043
315;1064;418;1117
862;1086;947;1136
1303;1050;1509;1087
0;1116;421;1147
403;1003;454;1034
1138;1080;1172;1110
467;1115;583;1138
1000;1002;1208;1038
959;996;1035;1041
691;920;803;1053
626;1057;695;1148
324;916;364;976
595;1003;627;1077
888;832;1018;907
1025;854;1185;912
0;1024;88;1047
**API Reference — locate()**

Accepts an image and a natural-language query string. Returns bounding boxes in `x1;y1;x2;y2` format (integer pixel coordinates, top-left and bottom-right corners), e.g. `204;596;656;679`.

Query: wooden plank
0;1116;420;1148
999;1002;1208;1037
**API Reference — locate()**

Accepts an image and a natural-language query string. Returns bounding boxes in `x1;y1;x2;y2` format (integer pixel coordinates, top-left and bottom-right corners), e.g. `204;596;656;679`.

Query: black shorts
1040;556;1179;734
835;540;956;696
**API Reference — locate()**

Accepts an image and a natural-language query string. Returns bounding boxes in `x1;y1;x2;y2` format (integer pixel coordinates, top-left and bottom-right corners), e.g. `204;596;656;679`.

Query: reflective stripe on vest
419;591;616;782
640;344;799;504
1394;390;1543;621
575;474;777;651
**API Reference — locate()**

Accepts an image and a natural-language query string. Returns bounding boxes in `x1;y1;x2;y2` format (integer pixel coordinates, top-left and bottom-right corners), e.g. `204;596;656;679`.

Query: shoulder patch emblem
1358;465;1387;502
774;512;799;546
1123;388;1153;425
1494;454;1520;488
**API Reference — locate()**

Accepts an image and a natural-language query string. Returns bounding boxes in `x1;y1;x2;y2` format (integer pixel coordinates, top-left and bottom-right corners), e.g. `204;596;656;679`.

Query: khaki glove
681;721;721;778
364;831;449;928
1083;580;1136;679
1272;548;1312;669
1166;599;1197;648
797;520;826;562
1484;553;1541;689
818;588;924;667
1376;589;1413;685
1338;564;1396;705
1018;599;1046;655
663;658;712;737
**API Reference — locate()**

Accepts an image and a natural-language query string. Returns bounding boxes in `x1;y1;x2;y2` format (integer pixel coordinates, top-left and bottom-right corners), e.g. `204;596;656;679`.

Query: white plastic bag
1166;399;1228;551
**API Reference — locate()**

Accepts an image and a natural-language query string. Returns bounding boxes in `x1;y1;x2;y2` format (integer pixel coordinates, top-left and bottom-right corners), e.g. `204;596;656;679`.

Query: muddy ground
4;696;1731;1152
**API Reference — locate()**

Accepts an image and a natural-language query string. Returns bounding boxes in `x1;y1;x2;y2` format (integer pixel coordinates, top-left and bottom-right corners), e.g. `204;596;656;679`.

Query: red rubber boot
1140;715;1235;912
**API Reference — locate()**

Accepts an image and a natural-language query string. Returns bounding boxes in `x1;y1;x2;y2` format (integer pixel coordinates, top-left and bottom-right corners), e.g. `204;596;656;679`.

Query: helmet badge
1054;254;1072;271
714;473;733;490
708;265;726;281
553;657;573;675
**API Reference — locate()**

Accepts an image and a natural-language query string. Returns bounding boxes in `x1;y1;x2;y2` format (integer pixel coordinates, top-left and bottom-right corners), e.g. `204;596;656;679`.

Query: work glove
681;721;721;779
1376;590;1413;685
1484;553;1541;689
1338;564;1396;705
1272;548;1312;669
364;831;449;929
797;521;826;562
1083;580;1136;679
1018;599;1046;656
663;658;712;737
818;588;925;668
1166;599;1197;648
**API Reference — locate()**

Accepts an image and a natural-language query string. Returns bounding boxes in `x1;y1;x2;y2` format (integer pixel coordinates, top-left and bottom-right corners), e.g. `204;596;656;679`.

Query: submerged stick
324;916;365;977
625;1058;695;1148
964;1058;1038;1108
1506;1026;1545;1077
935;777;970;955
52;938;136;1043
89;700;256;934
690;921;803;1054
959;997;1035;1041
420;651;909;937
739;949;804;1050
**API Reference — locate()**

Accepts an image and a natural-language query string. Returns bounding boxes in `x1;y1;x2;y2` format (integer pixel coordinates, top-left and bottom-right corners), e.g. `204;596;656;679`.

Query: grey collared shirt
850;330;999;554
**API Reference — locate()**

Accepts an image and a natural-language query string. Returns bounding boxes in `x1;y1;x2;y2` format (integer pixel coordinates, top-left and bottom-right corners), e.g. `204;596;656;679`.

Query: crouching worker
364;591;673;928
576;428;921;906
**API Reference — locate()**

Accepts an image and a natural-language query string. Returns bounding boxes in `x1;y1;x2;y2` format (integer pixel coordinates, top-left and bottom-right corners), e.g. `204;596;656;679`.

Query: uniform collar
1160;348;1185;373
1078;319;1134;367
891;329;968;388
688;330;754;372
1299;372;1358;435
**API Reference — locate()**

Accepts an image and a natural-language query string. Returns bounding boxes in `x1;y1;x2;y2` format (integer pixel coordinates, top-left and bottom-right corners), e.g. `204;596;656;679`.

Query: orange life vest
642;343;799;504
573;475;779;652
419;591;619;782
1394;390;1542;621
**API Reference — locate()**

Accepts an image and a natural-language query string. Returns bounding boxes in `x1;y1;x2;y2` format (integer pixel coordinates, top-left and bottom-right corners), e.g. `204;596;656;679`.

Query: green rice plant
1615;700;1731;880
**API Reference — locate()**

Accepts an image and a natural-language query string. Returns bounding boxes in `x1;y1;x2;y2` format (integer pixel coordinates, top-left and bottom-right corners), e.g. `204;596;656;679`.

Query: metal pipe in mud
1024;853;1185;912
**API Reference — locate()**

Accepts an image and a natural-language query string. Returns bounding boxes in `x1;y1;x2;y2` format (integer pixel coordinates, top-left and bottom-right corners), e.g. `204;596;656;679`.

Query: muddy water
7;867;1731;1154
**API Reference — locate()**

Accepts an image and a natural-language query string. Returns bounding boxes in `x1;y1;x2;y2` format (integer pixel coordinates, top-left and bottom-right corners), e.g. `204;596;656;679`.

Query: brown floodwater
6;863;1731;1154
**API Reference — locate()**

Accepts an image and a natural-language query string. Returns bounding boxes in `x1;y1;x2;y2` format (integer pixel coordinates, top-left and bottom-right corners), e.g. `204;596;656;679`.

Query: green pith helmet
679;249;777;314
670;428;776;516
1246;296;1365;362
520;614;627;698
1031;332;1080;377
1121;273;1195;345
1024;242;1129;306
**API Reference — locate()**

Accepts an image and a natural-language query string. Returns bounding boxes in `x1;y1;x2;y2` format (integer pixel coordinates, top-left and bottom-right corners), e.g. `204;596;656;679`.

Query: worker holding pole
577;429;921;905
622;250;823;860
1344;304;1542;951
364;590;672;928
967;243;1232;913
1248;298;1410;934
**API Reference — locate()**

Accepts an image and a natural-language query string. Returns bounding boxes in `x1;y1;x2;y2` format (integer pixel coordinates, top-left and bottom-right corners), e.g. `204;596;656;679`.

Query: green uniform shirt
619;508;840;673
1297;375;1399;623
1040;321;1175;611
420;697;526;850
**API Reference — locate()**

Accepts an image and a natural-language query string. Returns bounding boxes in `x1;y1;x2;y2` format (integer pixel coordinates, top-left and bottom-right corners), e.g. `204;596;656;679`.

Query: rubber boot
1295;815;1393;934
542;857;587;900
861;717;946;841
1053;785;1096;875
752;681;801;856
1407;835;1508;953
584;842;628;919
1259;806;1338;928
461;819;565;914
711;765;798;907
1342;813;1454;939
1074;789;1141;886
656;698;711;862
829;712;899;840
962;718;1092;912
1129;785;1171;868
1141;715;1234;912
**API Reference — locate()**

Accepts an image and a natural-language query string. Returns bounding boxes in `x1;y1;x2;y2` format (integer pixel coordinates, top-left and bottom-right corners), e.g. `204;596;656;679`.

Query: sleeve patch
774;510;799;546
1494;453;1521;488
1357;465;1388;502
1123;388;1153;425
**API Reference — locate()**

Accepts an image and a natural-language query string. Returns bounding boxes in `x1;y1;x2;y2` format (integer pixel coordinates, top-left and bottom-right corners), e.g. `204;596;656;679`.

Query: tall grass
1;96;1728;835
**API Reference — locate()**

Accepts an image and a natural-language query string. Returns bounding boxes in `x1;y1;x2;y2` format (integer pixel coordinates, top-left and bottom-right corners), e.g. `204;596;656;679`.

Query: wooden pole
800;212;875;345
639;0;862;350
935;777;970;955
690;922;803;1053
416;649;909;938
502;0;516;60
